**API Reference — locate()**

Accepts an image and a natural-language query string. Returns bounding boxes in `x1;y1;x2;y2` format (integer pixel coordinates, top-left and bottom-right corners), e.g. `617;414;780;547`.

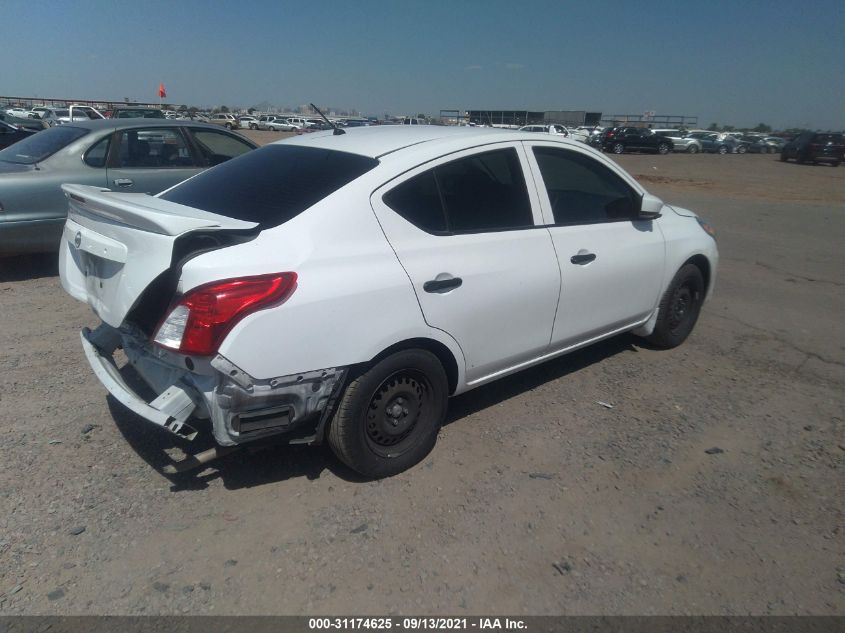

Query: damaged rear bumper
81;323;346;446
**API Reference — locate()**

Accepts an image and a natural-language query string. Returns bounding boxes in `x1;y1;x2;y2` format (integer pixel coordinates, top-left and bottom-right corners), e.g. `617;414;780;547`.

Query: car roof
277;125;560;159
56;119;232;132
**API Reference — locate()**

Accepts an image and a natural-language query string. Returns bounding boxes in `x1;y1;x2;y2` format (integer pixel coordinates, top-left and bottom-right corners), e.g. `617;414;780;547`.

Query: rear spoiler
62;184;258;236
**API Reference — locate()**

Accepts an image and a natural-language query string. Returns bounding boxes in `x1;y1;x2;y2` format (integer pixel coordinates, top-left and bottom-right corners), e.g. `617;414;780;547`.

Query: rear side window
161;145;379;229
383;170;447;233
384;148;532;234
533;146;637;224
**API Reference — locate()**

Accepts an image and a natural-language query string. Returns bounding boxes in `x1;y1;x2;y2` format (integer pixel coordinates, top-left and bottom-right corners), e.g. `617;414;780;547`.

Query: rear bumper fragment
81;327;198;439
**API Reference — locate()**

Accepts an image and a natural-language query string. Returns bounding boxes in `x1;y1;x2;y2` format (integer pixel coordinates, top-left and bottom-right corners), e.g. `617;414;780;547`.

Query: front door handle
424;276;463;293
570;252;596;265
113;178;134;187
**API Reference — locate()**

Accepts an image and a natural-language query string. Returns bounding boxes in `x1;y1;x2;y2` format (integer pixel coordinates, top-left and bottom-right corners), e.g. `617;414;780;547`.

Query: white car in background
519;124;590;143
267;117;299;131
59;126;718;478
238;116;259;129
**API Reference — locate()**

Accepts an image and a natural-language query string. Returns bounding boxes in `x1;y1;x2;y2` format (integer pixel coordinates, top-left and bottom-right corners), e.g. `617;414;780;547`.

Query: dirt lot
1;139;843;615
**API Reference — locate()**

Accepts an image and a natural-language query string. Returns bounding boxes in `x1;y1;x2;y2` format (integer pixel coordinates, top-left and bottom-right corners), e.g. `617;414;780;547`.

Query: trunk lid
59;184;258;328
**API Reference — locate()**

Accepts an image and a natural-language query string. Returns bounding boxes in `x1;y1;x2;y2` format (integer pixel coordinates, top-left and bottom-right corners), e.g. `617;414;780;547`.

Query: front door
371;144;561;385
106;127;201;195
524;143;665;347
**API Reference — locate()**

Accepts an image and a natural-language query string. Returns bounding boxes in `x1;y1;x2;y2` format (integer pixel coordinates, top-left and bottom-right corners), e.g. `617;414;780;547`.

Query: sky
4;0;844;129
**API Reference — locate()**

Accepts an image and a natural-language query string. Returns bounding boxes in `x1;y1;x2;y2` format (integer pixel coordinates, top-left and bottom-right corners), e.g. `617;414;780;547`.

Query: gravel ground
0;143;843;615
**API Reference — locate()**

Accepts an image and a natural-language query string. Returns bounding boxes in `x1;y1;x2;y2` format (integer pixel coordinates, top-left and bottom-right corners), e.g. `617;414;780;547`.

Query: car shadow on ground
110;334;641;492
0;254;58;282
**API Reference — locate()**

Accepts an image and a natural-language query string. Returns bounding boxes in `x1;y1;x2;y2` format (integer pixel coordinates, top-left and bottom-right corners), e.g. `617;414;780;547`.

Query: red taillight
154;273;297;356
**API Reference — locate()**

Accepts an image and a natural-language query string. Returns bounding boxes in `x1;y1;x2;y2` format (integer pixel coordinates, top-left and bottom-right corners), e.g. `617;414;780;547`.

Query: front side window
115;128;195;168
384;147;533;234
532;146;637;224
188;129;254;166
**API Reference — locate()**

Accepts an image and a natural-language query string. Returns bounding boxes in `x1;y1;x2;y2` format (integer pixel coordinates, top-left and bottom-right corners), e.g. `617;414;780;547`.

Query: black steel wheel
328;349;448;478
647;263;706;349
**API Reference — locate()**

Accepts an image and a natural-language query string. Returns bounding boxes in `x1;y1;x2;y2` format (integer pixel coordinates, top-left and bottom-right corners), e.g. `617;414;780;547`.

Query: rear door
524;142;665;347
371;144;561;385
106;126;202;194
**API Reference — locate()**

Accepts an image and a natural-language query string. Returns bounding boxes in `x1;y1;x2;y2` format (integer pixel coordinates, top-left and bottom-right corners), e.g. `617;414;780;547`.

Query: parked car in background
520;124;567;135
58;126;717;477
741;134;779;154
210;113;240;130
764;136;786;151
109;107;166;119
0;111;47;131
238;116;259;129
684;132;748;155
780;132;844;166
4;107;37;119
0;119;258;254
267;118;299;132
286;116;315;130
0;120;38;149
653;129;702;154
519;124;588;142
602;127;673;154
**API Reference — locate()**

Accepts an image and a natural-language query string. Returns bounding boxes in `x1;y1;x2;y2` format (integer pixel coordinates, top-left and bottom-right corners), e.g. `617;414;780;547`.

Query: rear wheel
647;264;705;349
328;349;448;478
737;145;747;154
687;144;699;154
718;145;729;155
657;143;670;155
612;143;625;154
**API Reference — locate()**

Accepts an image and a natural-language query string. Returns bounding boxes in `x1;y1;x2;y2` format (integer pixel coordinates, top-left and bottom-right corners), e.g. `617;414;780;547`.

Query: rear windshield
160;144;379;229
0;126;88;164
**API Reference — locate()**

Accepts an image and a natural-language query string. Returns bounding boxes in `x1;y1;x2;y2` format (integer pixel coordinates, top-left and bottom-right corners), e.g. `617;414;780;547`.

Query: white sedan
59;127;718;478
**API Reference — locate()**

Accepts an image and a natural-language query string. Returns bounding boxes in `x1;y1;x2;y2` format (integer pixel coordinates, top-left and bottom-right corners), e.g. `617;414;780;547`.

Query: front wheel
612;143;625;154
737;145;747;154
687;144;699;154
718;145;729;155
250;124;257;130
780;152;788;162
647;264;705;349
328;349;448;478
657;143;670;155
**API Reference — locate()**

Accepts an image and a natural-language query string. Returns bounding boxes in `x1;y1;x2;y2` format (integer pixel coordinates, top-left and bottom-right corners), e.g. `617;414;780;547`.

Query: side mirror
638;193;663;220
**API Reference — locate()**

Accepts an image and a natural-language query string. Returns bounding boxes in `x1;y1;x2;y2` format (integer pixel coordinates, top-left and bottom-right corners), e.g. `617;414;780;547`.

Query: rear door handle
570;252;596;265
423;276;463;293
113;178;134;187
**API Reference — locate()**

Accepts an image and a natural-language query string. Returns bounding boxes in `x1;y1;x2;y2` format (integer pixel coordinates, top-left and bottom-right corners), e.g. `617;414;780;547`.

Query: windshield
160;145;379;229
0;126;88;164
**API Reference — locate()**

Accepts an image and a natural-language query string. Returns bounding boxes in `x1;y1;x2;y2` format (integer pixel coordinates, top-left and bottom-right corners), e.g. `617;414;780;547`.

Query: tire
657;143;670;155
250;124;257;130
832;162;840;167
687;144;699;154
780;152;788;162
737;145;747;154
647;264;706;349
718;145;729;155
225;123;232;130
612;143;625;154
328;349;448;478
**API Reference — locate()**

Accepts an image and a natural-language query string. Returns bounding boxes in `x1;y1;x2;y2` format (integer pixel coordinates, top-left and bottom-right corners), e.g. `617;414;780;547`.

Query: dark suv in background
601;127;673;155
781;132;844;166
